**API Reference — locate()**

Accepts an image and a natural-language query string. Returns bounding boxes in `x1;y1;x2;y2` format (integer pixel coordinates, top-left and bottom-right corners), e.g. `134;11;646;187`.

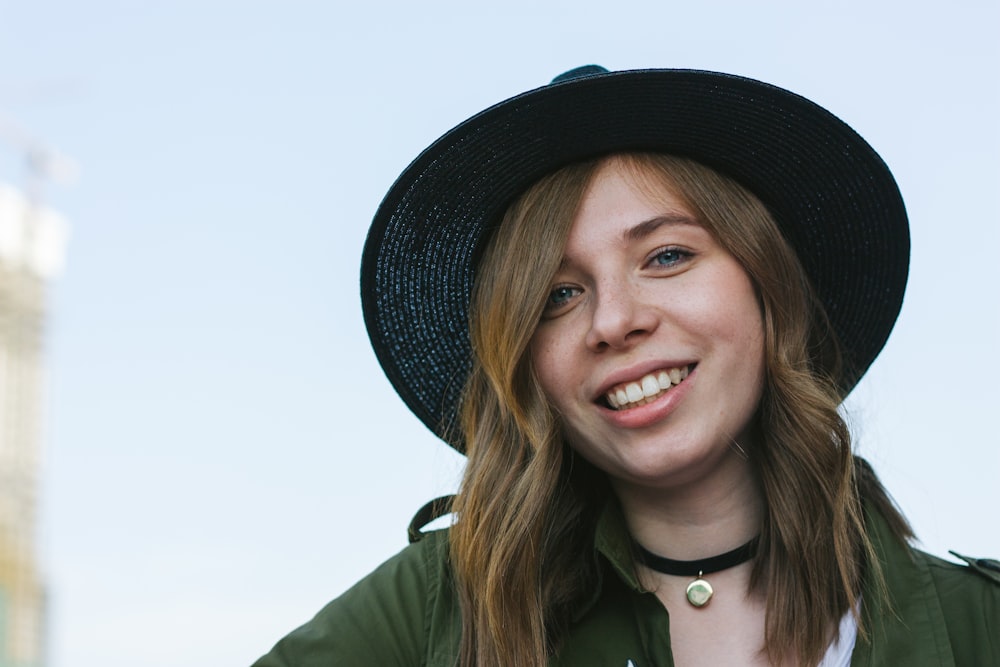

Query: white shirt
817;605;859;667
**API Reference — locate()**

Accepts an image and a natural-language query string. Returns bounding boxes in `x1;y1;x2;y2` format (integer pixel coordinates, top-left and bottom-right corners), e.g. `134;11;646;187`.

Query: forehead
593;154;696;208
564;159;700;248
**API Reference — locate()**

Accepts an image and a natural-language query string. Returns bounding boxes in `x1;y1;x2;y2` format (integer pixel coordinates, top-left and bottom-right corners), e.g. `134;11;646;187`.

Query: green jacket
254;507;1000;666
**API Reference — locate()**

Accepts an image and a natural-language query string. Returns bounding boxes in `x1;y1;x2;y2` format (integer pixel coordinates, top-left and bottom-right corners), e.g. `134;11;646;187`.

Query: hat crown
550;64;609;84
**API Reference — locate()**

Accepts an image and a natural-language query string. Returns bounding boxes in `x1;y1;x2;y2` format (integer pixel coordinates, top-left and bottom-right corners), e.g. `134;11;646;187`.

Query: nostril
624;327;648;342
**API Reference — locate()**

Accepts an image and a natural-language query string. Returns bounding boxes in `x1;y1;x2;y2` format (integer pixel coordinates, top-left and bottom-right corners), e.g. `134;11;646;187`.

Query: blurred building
0;184;67;667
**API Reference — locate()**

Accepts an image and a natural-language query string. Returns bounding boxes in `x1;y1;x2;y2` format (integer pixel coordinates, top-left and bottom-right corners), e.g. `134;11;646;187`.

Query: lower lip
598;367;696;429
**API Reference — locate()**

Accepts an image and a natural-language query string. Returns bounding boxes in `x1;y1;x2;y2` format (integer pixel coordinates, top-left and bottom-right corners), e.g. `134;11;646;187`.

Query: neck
634;534;760;576
614;448;762;560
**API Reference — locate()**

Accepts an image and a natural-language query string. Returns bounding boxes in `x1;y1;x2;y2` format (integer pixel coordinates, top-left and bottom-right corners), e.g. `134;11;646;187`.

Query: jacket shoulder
946;550;1000;586
916;547;1000;591
252;529;456;667
914;547;1000;663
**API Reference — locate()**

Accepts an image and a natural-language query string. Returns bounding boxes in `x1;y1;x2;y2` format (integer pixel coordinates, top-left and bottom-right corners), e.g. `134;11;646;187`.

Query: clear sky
1;1;998;665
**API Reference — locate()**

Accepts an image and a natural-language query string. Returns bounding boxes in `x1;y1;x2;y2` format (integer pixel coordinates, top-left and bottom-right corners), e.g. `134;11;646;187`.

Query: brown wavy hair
449;153;911;666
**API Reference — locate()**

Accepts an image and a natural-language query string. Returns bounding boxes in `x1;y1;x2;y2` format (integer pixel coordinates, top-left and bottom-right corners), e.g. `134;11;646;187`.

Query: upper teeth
606;366;689;410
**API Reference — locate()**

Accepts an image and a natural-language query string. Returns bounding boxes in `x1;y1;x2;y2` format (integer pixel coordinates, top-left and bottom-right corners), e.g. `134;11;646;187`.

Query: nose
584;282;659;351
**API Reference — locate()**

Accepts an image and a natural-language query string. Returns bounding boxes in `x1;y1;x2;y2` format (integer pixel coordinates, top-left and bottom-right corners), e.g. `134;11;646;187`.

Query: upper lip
593;359;696;402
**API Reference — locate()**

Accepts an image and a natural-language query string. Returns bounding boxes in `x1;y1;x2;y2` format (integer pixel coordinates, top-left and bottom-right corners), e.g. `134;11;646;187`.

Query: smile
604;365;692;410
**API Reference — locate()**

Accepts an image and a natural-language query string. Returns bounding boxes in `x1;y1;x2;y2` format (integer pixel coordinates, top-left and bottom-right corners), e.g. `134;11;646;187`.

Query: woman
255;66;999;666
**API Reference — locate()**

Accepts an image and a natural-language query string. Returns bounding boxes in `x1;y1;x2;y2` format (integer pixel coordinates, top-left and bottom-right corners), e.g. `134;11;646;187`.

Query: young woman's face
529;160;765;491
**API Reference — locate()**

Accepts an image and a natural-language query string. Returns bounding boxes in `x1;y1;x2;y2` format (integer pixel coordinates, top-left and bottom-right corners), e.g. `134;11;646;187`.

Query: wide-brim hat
361;65;909;451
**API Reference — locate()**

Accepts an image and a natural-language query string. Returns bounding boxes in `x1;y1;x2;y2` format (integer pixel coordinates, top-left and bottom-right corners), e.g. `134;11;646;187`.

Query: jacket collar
589;499;957;665
850;508;956;666
593;497;641;590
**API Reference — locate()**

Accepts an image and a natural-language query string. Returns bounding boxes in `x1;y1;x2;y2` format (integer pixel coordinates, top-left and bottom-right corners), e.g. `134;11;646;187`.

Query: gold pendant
685;571;713;607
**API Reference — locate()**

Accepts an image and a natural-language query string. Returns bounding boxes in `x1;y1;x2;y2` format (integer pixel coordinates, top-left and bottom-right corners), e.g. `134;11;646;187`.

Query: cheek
727;303;766;382
729;304;767;409
528;333;562;403
692;270;767;390
709;271;764;349
528;328;587;421
680;293;763;354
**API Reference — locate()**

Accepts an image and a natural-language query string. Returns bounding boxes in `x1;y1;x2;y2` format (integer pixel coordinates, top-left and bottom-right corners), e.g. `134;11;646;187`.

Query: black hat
361;65;909;449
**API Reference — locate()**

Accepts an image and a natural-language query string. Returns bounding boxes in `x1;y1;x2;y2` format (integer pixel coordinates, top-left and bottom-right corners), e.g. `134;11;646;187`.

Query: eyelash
647;245;691;268
544;284;581;311
542;246;692;316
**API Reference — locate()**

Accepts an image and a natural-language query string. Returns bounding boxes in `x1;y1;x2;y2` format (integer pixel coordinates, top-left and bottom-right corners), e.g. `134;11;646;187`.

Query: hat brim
361;68;909;449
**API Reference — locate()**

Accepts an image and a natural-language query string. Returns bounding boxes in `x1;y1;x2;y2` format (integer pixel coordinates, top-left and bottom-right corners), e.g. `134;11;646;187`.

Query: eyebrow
554;213;700;273
623;214;699;243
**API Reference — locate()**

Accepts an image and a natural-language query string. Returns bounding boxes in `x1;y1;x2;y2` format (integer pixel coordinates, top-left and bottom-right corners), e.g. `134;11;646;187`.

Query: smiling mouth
603;365;693;410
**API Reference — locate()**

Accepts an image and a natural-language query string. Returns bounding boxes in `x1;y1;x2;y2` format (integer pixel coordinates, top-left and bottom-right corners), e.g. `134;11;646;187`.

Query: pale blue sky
1;1;998;666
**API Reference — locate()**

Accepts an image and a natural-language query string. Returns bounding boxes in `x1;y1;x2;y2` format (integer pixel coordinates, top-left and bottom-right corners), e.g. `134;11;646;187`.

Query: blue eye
651;247;689;267
542;285;582;316
548;285;579;305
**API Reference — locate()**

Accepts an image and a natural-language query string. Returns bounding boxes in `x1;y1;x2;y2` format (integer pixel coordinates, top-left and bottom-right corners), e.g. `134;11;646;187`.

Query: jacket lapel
850;510;956;666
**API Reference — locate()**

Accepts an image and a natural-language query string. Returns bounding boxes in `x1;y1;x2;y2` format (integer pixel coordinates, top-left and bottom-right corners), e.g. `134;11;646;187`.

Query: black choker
633;536;759;608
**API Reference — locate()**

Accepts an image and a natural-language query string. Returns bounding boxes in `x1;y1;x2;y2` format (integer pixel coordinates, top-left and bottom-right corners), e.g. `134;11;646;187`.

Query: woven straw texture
361;69;909;449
